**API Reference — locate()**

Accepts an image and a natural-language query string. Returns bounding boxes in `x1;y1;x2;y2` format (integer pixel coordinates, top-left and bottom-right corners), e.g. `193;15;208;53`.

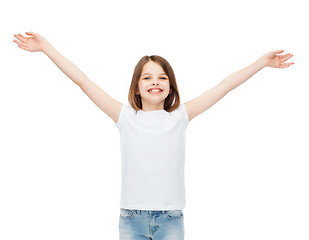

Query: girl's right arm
13;32;123;124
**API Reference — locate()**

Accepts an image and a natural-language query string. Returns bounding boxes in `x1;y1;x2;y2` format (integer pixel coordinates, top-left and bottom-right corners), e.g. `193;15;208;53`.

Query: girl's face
137;61;172;111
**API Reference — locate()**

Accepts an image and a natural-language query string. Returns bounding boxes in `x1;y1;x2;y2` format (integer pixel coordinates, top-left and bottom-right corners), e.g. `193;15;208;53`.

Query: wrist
256;57;268;69
41;41;53;53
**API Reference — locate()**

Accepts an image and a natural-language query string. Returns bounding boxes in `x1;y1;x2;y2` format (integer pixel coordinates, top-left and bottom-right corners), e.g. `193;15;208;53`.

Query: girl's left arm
184;50;294;121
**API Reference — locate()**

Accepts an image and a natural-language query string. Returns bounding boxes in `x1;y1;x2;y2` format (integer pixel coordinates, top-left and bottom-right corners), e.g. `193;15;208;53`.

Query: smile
148;89;163;94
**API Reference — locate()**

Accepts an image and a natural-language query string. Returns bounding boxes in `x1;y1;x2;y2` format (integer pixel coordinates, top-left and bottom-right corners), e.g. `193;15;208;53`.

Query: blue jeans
119;208;185;240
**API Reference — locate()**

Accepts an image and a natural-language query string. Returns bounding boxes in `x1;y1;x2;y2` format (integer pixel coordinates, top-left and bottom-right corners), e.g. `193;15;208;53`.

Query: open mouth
148;89;163;94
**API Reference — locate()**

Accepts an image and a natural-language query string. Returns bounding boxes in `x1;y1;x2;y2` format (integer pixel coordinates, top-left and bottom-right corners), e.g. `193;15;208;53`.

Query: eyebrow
141;73;167;76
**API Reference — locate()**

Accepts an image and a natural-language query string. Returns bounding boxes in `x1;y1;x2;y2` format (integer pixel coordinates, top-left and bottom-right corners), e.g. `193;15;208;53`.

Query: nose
150;77;160;85
151;79;159;85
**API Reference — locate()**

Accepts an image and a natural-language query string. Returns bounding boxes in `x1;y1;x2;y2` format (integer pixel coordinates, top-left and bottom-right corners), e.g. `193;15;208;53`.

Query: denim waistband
122;209;182;215
136;210;167;214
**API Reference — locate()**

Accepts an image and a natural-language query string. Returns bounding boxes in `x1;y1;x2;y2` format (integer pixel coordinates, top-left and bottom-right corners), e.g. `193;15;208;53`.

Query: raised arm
13;32;123;124
184;50;294;121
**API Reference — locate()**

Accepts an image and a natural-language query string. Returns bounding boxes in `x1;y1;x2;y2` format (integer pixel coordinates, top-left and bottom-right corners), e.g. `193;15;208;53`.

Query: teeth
149;89;162;93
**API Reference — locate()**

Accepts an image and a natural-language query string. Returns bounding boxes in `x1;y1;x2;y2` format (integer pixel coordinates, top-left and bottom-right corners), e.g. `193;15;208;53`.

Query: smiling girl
13;31;294;240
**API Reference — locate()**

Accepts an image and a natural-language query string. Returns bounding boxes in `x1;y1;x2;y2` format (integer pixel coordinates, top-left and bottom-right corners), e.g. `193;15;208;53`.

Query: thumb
25;31;37;36
273;49;284;54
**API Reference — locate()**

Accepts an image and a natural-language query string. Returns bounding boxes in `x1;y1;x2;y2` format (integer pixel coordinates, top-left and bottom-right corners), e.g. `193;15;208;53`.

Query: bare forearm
219;58;266;92
42;42;87;86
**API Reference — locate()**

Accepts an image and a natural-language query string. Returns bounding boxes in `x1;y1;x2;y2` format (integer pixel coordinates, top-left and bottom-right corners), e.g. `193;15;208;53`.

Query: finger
13;39;28;47
17;44;29;51
13;38;23;45
280;62;294;68
14;33;27;43
273;49;284;54
26;31;37;36
278;53;291;58
281;53;293;57
13;34;23;42
280;54;293;62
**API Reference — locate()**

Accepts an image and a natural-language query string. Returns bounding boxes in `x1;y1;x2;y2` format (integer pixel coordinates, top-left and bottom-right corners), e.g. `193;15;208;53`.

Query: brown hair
128;55;181;113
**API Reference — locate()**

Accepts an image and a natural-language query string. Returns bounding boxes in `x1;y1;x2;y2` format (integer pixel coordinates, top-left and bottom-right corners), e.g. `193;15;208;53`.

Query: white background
1;0;308;239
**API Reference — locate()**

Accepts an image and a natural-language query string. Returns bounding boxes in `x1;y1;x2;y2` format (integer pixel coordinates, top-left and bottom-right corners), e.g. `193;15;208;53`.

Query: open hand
13;32;49;52
260;50;294;68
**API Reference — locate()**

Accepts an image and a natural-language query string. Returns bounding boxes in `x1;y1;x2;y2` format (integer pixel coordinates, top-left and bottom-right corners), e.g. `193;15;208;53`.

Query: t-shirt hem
120;204;186;211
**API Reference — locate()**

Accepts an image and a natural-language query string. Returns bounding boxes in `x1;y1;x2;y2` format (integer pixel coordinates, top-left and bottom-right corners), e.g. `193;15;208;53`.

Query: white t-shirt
115;103;189;210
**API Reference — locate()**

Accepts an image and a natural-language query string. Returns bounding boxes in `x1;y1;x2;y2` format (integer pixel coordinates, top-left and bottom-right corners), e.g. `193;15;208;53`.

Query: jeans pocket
120;208;135;219
166;210;183;220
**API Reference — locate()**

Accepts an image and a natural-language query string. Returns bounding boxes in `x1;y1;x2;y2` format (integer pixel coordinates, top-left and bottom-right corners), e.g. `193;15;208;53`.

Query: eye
142;77;167;80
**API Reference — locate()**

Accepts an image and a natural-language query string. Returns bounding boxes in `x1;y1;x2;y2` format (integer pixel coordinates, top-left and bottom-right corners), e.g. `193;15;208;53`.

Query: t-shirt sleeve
115;104;127;129
181;103;190;127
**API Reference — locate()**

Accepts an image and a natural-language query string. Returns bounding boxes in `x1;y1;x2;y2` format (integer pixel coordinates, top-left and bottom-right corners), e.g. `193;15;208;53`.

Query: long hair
128;55;180;113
